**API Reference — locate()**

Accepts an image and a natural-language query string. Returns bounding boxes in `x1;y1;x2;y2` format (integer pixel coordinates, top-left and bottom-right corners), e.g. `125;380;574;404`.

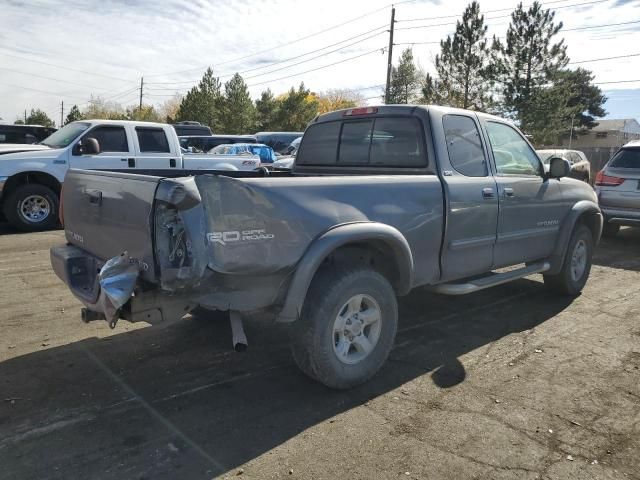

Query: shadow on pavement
0;278;573;479
594;227;640;272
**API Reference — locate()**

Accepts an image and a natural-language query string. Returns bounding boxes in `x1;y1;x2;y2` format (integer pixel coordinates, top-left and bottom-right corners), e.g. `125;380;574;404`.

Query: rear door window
443;115;487;177
136;128;170;153
610;148;640;168
87;126;129;152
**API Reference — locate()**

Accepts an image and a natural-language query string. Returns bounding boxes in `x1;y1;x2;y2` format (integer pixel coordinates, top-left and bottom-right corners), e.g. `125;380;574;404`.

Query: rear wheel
602;223;620;238
543;224;593;295
3;184;59;232
290;266;398;389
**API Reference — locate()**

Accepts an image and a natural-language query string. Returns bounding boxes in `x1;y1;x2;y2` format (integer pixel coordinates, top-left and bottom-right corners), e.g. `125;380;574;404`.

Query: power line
563;19;640;31
0;66;113;91
247;47;386;88
595;79;640;84
0;50;134;83
569;53;640;64
146;25;389;87
145;4;393;79
395;0;608;22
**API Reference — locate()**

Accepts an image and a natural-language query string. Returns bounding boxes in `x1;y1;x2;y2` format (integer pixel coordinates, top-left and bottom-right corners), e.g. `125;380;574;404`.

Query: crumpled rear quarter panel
192;174;444;285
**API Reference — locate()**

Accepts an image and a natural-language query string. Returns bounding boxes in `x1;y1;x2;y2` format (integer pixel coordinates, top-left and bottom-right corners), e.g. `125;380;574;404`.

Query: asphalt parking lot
0;225;638;480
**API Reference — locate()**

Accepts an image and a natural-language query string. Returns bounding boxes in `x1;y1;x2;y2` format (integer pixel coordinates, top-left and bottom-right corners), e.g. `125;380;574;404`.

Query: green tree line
388;0;607;144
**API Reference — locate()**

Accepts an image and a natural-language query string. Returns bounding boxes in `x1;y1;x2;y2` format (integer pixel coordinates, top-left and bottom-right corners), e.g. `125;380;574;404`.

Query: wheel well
321;241;403;294
577;210;601;244
3;172;61;199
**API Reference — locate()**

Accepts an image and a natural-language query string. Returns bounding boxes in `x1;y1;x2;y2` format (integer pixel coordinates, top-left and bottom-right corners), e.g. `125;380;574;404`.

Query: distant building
563;119;640;149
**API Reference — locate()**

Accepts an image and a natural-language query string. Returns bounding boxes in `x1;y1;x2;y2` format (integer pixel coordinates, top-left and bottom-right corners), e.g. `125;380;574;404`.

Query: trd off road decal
207;229;275;246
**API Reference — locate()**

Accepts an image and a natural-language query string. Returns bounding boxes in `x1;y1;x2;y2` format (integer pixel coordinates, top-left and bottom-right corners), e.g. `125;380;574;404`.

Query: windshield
40;122;90;148
610;148;640;168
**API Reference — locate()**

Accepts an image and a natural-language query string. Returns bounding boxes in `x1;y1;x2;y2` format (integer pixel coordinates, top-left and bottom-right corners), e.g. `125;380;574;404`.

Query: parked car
0;120;260;232
536;149;591;183
595;140;640;237
255;131;303;154
172;122;212;137
51;105;601;390
271;155;295;170
285;136;302;155
179;135;257;153
210;143;277;163
0;124;57;144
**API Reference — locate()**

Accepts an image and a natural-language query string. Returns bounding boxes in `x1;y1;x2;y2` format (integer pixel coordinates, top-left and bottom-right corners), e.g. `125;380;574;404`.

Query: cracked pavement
0;225;638;479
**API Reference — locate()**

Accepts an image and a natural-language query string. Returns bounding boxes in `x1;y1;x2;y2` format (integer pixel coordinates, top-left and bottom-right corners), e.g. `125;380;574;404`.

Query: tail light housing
595;170;624;187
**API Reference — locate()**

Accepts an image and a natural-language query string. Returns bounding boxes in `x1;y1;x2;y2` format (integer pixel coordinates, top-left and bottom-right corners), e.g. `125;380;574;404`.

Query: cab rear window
297;117;427;168
610;148;640;168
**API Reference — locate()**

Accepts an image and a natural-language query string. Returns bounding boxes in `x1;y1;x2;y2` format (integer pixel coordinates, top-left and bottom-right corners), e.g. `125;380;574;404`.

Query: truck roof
74;119;170;128
313;104;511;125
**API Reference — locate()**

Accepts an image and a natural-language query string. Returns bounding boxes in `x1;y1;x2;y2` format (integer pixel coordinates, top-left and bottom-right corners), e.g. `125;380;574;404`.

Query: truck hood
0;147;64;162
0;144;51;155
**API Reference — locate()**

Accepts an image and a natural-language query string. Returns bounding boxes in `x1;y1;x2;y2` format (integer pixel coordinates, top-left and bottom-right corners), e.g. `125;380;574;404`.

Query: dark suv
255;132;303;154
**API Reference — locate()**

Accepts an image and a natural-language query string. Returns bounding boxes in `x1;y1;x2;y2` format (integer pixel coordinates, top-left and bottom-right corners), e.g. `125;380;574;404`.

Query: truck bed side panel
190;174;444;287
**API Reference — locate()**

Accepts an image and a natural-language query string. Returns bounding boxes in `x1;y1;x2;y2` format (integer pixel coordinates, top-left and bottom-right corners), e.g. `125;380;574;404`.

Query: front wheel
3;184;59;232
290;267;398;389
543;224;593;296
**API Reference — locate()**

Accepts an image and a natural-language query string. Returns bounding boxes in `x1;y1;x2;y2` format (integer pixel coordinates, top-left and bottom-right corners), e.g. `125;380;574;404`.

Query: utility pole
384;6;396;104
569;115;574;149
24;109;27;123
139;76;144;110
60;101;64;127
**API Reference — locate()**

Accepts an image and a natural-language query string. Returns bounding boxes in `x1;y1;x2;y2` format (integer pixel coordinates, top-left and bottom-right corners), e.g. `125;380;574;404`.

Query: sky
0;0;639;126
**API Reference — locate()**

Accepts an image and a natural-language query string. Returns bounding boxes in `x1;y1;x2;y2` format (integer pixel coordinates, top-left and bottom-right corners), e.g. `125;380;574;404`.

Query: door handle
482;188;495;199
169;158;176;168
503;187;515;198
85;189;102;206
120;158;135;167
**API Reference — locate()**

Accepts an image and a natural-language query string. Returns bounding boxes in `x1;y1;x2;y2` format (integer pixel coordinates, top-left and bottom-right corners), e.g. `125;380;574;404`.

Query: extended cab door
132;125;179;170
481;120;563;268
70;124;134;170
437;113;499;281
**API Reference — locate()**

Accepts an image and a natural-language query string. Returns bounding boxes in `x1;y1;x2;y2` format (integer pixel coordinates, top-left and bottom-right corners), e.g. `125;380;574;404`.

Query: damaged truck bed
51;105;602;389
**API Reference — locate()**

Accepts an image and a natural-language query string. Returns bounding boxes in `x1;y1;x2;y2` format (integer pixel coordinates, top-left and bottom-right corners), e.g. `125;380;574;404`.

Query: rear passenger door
133;126;178;170
70;125;133;170
438;114;498;281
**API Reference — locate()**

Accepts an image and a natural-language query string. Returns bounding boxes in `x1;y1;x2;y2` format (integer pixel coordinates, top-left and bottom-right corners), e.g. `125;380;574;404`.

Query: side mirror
549;157;571;179
82;137;100;155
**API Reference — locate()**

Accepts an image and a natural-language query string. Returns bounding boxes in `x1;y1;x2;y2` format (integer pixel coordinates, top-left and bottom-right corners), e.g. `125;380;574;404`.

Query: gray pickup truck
51;105;602;389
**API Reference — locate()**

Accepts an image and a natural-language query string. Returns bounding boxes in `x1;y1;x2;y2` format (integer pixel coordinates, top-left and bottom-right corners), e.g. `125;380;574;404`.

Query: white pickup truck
0;120;261;231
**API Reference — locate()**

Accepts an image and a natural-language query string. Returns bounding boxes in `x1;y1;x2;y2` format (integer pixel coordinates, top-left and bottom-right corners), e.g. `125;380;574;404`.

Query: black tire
543;224;593;296
290;266;398;389
3;184;59;232
602;223;620;238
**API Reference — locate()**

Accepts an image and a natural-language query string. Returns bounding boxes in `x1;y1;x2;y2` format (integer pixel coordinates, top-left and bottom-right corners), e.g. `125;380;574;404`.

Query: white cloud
0;0;638;124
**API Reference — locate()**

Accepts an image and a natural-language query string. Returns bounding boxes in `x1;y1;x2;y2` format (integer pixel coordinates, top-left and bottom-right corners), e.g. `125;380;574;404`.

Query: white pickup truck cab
0;120;260;231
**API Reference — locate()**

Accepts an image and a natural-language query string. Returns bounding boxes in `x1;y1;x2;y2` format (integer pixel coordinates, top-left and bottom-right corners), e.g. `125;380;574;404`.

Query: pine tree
64;105;83;124
25;109;55;127
387;48;420;104
494;1;568;130
274;83;318;131
176;67;223;131
434;1;494;110
255;89;279;131
221;73;255;134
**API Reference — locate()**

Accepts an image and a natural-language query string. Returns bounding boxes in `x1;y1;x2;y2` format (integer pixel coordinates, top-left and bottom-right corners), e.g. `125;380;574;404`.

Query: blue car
210;143;277;164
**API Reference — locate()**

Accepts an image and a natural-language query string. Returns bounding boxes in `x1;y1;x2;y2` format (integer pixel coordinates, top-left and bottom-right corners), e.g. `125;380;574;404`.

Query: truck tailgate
61;169;160;280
